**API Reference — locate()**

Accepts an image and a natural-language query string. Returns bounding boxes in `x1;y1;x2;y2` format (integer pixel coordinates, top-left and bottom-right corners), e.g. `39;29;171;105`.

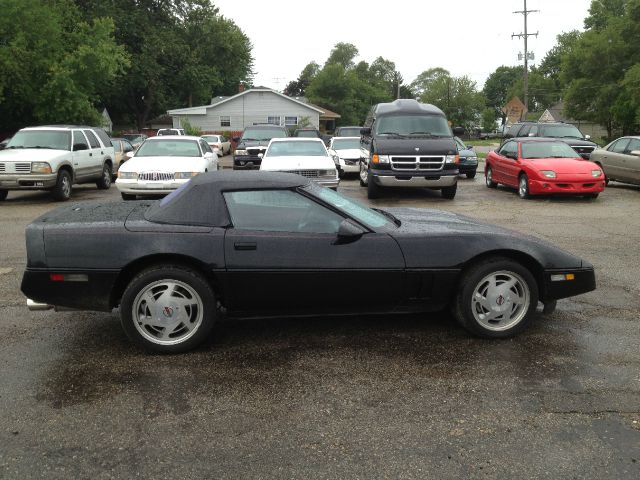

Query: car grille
343;158;359;165
138;172;174;181
0;162;32;174
572;146;595;156
247;147;266;156
390;155;444;171
289;169;319;178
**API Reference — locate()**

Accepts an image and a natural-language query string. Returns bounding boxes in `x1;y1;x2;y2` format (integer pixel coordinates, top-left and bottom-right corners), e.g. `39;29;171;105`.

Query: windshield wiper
32;146;55;149
378;132;406;138
241;138;259;141
372;207;401;227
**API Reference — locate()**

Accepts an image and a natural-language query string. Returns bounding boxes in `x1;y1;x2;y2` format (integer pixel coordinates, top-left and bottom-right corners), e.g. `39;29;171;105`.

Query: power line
512;0;538;119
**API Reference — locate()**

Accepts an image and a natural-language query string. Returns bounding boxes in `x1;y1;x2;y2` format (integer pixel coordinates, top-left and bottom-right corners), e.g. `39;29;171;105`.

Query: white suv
0;125;115;201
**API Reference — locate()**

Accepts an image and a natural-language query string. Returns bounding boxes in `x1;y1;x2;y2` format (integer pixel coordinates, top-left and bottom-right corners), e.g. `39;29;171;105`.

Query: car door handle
89;153;92;156
234;242;257;251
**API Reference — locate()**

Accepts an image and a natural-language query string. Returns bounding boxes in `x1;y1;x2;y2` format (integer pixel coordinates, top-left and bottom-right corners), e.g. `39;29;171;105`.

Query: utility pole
512;0;538;120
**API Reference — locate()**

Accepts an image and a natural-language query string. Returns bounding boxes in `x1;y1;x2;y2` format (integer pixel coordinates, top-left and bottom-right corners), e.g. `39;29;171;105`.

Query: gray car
590;136;640;186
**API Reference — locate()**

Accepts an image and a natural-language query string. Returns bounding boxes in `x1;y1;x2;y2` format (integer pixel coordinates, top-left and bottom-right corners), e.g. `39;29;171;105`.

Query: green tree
410;68;451;98
325;42;359;69
0;0;128;130
482;66;523;124
283;62;319;97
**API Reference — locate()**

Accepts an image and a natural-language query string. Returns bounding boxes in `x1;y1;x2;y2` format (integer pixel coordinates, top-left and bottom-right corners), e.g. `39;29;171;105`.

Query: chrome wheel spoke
470;270;530;332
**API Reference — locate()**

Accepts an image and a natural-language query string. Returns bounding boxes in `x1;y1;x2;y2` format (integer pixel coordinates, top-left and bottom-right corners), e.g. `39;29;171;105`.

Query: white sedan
329;136;363;176
260;138;340;189
201;134;231;156
116;136;218;200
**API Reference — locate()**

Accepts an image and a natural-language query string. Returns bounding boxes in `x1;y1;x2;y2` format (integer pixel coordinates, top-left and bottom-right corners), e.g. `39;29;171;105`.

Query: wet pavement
0;174;639;478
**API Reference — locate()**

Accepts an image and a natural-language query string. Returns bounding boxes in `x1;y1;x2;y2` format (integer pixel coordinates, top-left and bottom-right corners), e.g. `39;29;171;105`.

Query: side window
506;124;521;138
529;125;538;136
609;138;630;153
224;190;344;234
123;140;133;152
200;140;212;154
84;130;100;148
72;130;89;150
625;138;640;154
519;125;531;137
498;141;515;157
113;140;121;153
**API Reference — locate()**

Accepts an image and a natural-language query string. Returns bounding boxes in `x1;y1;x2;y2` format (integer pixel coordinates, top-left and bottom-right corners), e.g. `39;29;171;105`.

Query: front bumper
339;159;360;173
116;179;189;195
233;155;262;170
542;266;596;301
372;171;458;188
458;160;478;173
528;178;605;195
314;178;340;189
0;173;58;190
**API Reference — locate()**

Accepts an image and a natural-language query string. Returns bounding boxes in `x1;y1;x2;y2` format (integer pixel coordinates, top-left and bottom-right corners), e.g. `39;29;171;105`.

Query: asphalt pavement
0;169;638;479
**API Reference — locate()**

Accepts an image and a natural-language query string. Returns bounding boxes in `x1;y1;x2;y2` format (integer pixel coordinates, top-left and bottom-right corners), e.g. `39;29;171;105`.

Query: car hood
523;157;598;174
554;138;597;148
334;148;361;159
384;207;585;269
374;137;457;155
0;148;70;162
119;156;206;172
458;148;476;158
261;156;335;170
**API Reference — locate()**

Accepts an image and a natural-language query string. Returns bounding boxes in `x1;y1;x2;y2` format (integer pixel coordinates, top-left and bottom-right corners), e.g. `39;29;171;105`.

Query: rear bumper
372;172;458;188
0;173;57;190
528;178;605;195
541;266;596;301
339;159;360;173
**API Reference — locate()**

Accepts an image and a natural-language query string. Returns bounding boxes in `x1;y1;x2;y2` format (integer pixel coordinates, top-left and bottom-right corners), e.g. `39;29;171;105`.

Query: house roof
540;101;569;123
167;88;325;116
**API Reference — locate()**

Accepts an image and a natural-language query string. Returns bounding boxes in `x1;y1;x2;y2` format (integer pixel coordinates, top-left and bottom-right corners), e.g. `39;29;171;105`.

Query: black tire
121;192;136;200
359;161;368;186
120;265;216;353
367;174;381;199
584;193;599;199
466;171;477;179
96;163;112;189
518;173;530;199
542;300;557;315
441;182;457;199
0;189;7;201
51;170;72;201
453;256;539;338
485;166;497;188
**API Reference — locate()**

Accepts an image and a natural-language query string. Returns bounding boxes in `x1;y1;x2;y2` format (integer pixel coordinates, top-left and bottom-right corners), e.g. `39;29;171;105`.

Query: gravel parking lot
0;169;638;479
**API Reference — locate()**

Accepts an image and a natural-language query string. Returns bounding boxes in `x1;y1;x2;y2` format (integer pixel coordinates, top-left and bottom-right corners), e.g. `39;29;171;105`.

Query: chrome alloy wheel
359;161;368;184
132;279;204;345
61;176;71;198
518;175;529;198
486;168;493;186
471;270;530;331
103;166;112;187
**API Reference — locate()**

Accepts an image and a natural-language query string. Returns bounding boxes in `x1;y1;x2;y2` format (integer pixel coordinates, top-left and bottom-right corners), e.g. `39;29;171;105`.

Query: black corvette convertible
22;172;596;353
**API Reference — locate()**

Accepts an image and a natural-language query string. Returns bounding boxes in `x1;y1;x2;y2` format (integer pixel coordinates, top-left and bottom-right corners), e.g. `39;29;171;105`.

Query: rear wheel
120;265;216;353
51;170;72;201
485;166;497;188
466;171;476;179
518;173;530;199
453;256;538;338
367;173;381;199
0;189;7;201
96;163;112;189
441;182;457;199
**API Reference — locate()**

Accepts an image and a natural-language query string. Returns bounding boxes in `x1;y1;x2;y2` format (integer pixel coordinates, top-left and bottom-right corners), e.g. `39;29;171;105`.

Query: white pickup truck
0;125;115;201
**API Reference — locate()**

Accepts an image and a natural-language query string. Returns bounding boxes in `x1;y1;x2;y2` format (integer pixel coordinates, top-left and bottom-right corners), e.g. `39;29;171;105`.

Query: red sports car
485;138;605;199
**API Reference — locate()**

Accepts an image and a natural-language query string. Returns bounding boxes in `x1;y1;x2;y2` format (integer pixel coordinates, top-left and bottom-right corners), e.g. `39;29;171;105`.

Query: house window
220;116;230;127
284;116;298;126
267;116;281;125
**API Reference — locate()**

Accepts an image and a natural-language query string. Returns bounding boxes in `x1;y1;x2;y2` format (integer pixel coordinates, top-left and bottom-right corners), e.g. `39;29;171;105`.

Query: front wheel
453;257;539;338
120;265;216;353
359;161;368;186
51;170;72;201
518;173;530;199
367;174;381;199
441;183;457;199
485;166;497;188
466;171;476;179
0;189;7;201
96;163;112;189
584;193;599;200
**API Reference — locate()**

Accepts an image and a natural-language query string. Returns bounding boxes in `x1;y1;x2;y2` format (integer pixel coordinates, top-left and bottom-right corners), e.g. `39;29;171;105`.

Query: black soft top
144;171;311;227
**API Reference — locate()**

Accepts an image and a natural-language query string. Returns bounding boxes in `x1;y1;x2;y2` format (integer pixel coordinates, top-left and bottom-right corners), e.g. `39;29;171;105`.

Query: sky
212;0;593;91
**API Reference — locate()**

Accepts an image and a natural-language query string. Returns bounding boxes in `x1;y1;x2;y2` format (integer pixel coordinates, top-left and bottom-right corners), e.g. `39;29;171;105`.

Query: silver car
590;136;640;186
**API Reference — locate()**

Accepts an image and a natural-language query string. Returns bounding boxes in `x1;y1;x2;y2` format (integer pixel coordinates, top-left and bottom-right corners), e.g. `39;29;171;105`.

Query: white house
167;88;340;133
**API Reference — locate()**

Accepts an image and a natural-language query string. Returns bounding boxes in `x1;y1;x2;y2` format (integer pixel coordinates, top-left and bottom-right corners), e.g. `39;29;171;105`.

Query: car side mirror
360;127;372;136
204;152;215;159
73;143;88;151
125;151;134;160
585;134;591;140
630;150;640;157
232;136;240;143
466;145;474;150
336;219;364;243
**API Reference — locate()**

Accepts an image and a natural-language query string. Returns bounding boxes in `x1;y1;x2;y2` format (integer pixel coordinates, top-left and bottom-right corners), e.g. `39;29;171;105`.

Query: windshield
332;138;361;150
241;128;287;141
201;135;220;142
136;139;201;157
295;130;319;138
337;127;362;137
266;141;327;157
521;142;581;159
158;129;180;136
306;184;394;230
123;134;144;142
7;130;70;150
374;115;451;137
540;124;585;139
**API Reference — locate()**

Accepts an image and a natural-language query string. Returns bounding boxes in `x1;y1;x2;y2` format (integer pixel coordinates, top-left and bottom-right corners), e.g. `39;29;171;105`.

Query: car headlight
445;154;460;164
174;172;200;179
591;169;602;177
372;154;390;164
320;169;337;177
118;171;138;179
468;156;478;162
541;170;557;178
235;149;248;156
31;162;52;174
